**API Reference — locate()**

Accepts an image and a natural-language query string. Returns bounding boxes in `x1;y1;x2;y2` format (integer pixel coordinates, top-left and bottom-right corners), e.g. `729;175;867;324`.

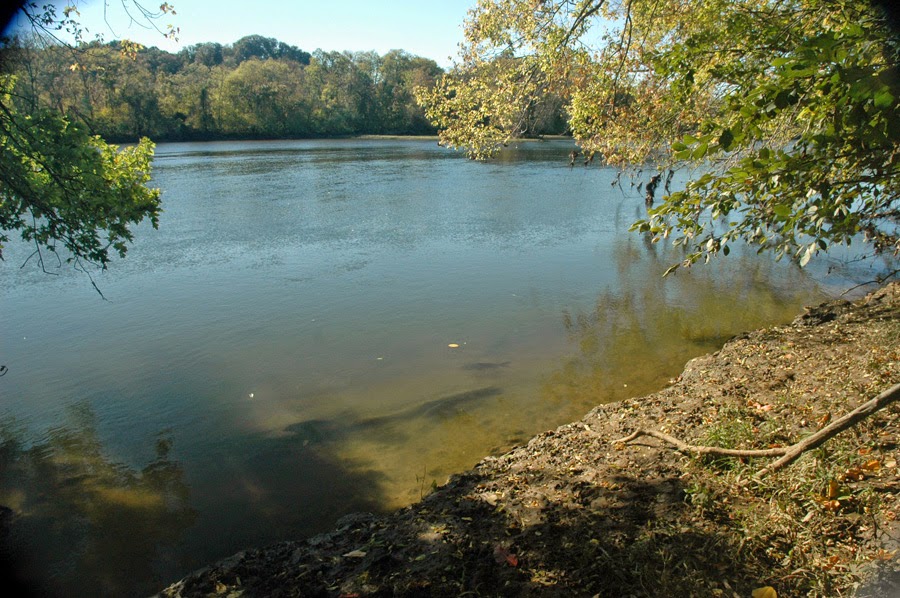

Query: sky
5;0;477;66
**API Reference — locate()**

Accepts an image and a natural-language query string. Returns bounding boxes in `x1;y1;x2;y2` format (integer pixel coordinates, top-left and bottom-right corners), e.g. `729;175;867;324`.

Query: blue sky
8;0;477;65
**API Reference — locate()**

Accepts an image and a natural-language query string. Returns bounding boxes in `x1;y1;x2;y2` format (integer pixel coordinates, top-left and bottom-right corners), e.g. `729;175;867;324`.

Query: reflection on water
545;237;819;409
320;236;822;509
0;139;865;594
0;405;195;596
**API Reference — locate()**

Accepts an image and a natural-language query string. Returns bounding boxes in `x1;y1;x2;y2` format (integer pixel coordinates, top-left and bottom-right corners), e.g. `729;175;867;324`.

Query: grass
672;394;900;597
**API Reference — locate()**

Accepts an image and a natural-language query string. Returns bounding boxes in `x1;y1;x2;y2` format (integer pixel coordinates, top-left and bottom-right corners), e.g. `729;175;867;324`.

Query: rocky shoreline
159;283;900;597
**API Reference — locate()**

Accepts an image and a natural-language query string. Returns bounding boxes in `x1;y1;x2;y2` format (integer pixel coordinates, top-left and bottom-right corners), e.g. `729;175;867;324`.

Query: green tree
157;62;219;137
418;0;900;269
0;75;160;269
0;2;172;272
304;50;373;135
376;50;442;134
215;58;307;137
180;42;224;67
229;34;310;65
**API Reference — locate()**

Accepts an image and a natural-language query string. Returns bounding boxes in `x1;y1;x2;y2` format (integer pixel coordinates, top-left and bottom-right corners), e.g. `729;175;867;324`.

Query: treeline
1;35;452;141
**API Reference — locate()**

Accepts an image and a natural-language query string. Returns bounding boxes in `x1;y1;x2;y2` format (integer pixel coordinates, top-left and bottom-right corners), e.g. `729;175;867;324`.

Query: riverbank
159;283;900;597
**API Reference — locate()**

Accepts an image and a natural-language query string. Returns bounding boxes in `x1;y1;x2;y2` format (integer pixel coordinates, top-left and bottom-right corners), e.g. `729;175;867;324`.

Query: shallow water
0;139;859;595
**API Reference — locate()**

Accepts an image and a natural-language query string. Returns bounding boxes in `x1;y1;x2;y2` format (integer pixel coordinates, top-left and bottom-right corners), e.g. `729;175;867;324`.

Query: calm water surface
0;139;866;595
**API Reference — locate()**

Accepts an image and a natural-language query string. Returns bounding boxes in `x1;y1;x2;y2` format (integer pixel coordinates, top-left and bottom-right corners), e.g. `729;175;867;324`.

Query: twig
840;268;900;298
614;382;900;478
73;257;110;301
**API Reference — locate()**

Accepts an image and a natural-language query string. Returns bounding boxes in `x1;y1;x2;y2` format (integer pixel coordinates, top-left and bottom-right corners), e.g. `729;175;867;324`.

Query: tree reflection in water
0;403;195;596
544;236;822;410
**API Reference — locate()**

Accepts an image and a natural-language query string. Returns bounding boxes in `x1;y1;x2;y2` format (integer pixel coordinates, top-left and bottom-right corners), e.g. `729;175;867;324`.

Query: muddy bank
159;283;900;597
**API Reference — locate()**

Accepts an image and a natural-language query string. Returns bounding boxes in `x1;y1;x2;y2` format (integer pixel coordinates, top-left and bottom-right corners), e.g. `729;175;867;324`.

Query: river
0;139;869;595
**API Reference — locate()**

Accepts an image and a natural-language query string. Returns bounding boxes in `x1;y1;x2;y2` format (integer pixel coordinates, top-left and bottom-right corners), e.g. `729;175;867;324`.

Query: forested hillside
2;34;450;141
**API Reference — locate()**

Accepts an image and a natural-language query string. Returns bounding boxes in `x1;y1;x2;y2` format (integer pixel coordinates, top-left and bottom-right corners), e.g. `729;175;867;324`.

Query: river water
0;139;873;595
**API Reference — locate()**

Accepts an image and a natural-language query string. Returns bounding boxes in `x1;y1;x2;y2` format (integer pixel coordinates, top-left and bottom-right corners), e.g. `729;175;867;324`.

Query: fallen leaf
843;467;863;482
823;554;842;570
862;459;882;471
448;343;460;348
827;479;840;499
752;586;777;598
858;447;873;455
342;549;367;558
816;413;831;427
493;545;519;567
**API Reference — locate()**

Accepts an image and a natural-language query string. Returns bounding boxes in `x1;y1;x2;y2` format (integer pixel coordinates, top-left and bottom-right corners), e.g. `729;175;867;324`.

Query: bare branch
614;382;900;478
613;428;789;458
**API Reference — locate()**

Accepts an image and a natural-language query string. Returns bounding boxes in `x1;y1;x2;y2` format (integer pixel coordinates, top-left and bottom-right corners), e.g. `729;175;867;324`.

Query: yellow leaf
843;467;863;481
862;459;882;471
448;343;460;348
752;587;777;598
827;479;840;499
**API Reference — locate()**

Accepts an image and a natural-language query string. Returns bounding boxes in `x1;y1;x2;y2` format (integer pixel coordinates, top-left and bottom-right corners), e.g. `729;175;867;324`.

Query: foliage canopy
0;2;167;271
0;75;160;268
417;0;900;270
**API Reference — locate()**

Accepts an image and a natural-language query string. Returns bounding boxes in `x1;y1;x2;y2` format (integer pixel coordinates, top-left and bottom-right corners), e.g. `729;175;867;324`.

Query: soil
158;283;900;598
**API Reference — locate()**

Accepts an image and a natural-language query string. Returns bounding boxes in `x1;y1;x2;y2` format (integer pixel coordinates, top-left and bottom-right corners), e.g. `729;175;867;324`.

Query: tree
0;75;160;270
0;1;172;273
417;0;900;270
216;58;307;137
229;34;311;65
157;62;219;137
304;50;375;135
181;42;224;67
376;50;443;134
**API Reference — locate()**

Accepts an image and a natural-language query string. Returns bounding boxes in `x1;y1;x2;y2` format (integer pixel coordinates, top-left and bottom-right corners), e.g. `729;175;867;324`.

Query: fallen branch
613;382;900;478
613;428;789;458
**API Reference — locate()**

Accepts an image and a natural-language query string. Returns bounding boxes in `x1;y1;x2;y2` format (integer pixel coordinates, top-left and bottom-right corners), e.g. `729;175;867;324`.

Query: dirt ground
159;283;900;598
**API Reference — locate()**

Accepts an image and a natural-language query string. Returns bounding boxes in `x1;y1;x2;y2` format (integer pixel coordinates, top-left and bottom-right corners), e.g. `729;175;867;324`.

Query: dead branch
613;428;789;458
613;382;900;478
757;382;900;476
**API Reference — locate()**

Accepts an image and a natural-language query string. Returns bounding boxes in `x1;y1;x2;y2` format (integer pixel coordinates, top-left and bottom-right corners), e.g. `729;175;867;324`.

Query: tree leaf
752;587;777;598
874;90;895;109
691;142;709;160
773;205;792;219
718;128;734;151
